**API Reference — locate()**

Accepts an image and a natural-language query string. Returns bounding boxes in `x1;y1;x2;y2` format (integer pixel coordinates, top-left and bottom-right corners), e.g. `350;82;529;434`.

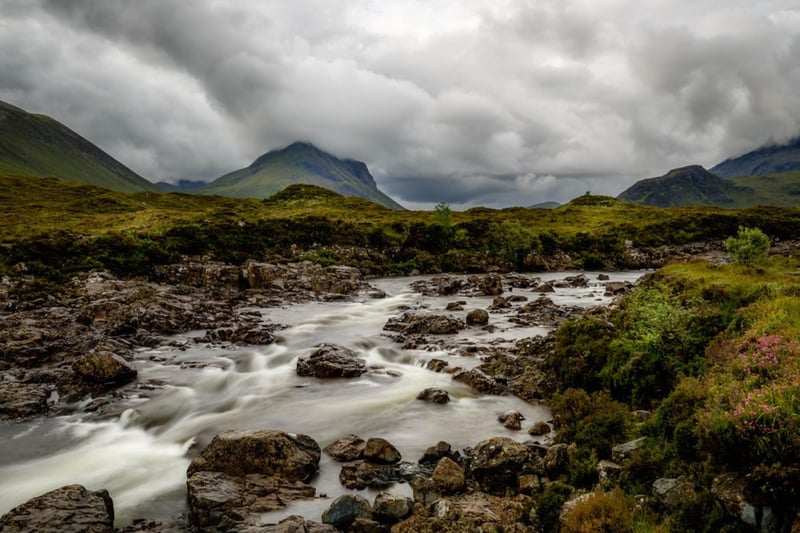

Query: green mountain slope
617;165;751;207
711;137;800;177
197;142;403;209
0;100;158;193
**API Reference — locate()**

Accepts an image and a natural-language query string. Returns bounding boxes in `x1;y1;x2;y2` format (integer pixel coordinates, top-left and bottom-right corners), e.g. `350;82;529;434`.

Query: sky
1;0;799;209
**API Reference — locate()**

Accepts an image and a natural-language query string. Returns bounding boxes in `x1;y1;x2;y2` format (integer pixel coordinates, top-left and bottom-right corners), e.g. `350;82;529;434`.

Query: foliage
535;482;574;533
550;388;630;458
560;488;634;533
485;219;540;268
433;202;453;230
725;226;770;264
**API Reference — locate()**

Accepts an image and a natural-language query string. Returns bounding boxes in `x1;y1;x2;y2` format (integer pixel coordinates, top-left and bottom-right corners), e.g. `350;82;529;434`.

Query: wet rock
350;517;385;533
490;296;511;309
202;324;275;345
527;421;551;436
324;434;365;462
0;484;114;533
466;308;490;326
419;441;459;465
187;470;316;530
559;274;589;288
452;368;506;395
410;475;440;505
372;492;413;523
322;494;372;530
543;444;570;478
363;437;402;464
478;274;504;296
411;276;463;297
433;457;466;493
339;460;401;490
498;410;525;430
598;273;610;281
187;429;321;482
425;358;449;372
470;436;535;495
403;314;465;335
611;437;648;465
445;301;464;311
532;282;554;293
712;472;781;532
0;381;50;419
72;350;137;386
416;387;450;404
261;515;337;533
296;344;367;378
604;281;630;296
652;477;696;511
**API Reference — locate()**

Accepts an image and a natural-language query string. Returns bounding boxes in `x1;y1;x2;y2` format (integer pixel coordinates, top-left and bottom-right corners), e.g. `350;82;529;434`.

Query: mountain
155;179;207;192
711;137;800;178
618;165;752;207
528;201;561;209
0;100;158;193
197;142;403;209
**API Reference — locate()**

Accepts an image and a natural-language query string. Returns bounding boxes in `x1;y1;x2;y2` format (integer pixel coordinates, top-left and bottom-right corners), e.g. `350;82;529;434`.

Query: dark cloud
1;0;799;206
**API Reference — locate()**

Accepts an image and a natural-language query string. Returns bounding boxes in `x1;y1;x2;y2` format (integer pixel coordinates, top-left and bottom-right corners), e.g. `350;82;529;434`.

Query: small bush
551;388;630;457
726;226;769;264
560;488;634;533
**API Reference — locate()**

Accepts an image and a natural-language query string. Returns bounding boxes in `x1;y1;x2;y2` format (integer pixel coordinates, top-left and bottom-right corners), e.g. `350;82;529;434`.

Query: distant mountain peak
711;137;800;178
618;165;751;207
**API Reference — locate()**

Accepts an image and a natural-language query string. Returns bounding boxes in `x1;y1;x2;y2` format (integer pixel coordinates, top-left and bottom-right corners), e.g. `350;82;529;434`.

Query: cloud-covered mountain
710;138;800;178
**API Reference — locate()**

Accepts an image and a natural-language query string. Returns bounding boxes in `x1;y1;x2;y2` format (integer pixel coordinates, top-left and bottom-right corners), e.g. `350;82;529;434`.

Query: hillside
0;100;158;193
197;141;403;209
711;137;800;177
617;165;750;207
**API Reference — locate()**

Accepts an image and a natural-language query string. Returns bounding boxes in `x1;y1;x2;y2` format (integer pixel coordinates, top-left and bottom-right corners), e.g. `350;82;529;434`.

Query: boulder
0;484;114;533
410;475;440;506
372;492;413;523
261;515;337;533
490;296;511;309
363;438;402;464
597;460;623;485
452;368;506;395
72;351;137;386
404;314;465;335
432;457;466;493
479;274;504;296
466;308;490;326
498;410;525;430
425;359;449;372
0;381;50;419
470;436;534;495
339;460;400;490
419;441;459;465
445;301;464;311
416;388;450;404
652;477;696;511
187;471;315;530
604;281;630;296
532;282;554;293
712;472;781;532
543;444;570;478
322;494;372;530
324;434;365;462
296;344;367;378
187;429;321;482
527;421;551;436
611;437;648;465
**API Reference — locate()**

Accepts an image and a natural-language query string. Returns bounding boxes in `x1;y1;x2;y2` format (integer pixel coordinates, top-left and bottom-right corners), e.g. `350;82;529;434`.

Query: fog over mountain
1;0;799;208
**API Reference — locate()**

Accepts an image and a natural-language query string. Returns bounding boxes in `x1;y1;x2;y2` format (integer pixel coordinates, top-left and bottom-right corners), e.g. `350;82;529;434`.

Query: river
0;270;644;526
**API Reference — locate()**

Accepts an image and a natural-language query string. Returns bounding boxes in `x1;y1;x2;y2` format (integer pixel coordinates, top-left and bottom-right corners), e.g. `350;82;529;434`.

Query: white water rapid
0;271;644;526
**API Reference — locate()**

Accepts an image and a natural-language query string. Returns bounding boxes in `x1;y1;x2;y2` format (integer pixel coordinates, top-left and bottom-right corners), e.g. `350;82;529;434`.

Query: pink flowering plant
706;334;800;464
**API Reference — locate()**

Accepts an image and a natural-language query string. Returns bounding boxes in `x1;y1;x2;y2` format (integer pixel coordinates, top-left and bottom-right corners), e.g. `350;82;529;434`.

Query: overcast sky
2;0;799;208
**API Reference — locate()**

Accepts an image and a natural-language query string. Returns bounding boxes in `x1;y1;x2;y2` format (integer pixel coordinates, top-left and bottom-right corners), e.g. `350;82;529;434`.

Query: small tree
726;226;769;264
433;202;452;230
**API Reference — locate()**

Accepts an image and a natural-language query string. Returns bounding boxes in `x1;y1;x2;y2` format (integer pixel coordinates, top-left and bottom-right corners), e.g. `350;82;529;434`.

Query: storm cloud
1;0;799;208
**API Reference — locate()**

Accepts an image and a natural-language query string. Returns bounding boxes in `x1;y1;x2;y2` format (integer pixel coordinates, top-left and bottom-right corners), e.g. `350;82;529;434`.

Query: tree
726;226;769;264
433;202;452;230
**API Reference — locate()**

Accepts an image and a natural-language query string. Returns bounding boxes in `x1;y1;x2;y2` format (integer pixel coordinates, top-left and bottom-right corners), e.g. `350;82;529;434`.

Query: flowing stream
0;271;644;526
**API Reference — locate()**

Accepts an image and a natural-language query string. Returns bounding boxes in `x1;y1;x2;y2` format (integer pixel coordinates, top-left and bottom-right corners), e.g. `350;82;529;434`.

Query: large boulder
498;410;525;430
296;344;367;378
0;381;50;419
363;438;402;464
324;434;365;462
419;441;459;465
0;484;114;533
611;437;648;465
478;274;504;296
187;471;316;530
466;309;489;326
432;457;466;493
321;494;372;530
652;477;696;511
187;429;321;482
403;314;465;335
470;437;535;495
72;351;137;386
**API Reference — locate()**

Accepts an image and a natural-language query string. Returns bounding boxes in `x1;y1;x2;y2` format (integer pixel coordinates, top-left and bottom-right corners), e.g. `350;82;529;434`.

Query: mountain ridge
711;137;800;178
617;165;751;207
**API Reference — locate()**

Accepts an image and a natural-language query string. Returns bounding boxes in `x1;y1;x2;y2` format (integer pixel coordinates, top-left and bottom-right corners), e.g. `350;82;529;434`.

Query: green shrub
536;482;574;532
725;226;769;264
560;488;634;533
551;388;630;458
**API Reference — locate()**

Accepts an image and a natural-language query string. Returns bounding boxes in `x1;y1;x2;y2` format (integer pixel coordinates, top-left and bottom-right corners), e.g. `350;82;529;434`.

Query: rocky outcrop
0;484;115;533
384;313;465;335
296;344;367;378
0;381;51;419
470;436;536;495
432;457;466;493
72;350;137;386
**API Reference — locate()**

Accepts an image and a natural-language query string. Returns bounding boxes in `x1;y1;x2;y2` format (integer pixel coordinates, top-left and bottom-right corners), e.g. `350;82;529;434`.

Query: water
0;271;643;526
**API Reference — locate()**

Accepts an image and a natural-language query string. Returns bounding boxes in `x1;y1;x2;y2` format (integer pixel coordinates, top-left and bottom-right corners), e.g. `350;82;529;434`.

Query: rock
419;441;459;465
0;484;114;533
411;276;464;296
296;343;367;378
425;359;449;372
470;436;535;495
0;381;50;419
611;437;648;465
445;301;465;311
324;434;365;462
543;443;570;478
393;492;536;532
490;296;511;309
187;470;316;530
339;460;400;490
559;492;596;525
527;421;551;436
604;281;630;296
452;368;506;395
597;274;610;281
72;350;137;386
410;475;440;506
652;477;696;511
498;410;525;430
597;460;623;485
363;438;402;464
479;274;504;296
416;388;450;404
322;494;372;530
372;492;413;523
187;429;321;482
562;274;589;288
631;410;652;423
261;515;337;532
350;517;385;533
466;308;490;325
433;457;466;493
404;314;465;335
532;282;554;293
712;472;780;532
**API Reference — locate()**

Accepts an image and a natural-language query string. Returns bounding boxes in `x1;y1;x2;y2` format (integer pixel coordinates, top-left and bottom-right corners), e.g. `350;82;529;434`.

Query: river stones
452;368;506;395
419;441;460;465
470;436;535;495
498;410;525;430
322;494;373;530
261;515;337;532
384;313;465;335
393;492;536;533
339;461;399;490
416;387;450;404
528;420;551;436
432;457;466;493
0;381;50;419
372;492;413;523
466;308;489;325
363;438;402;464
543;443;570;478
72;350;137;386
296;344;367;378
187;429;321;481
325;434;366;462
477;274;504;296
0;484;115;533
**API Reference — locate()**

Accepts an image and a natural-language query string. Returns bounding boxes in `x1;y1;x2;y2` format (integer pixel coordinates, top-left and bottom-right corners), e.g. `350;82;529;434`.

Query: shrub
725;226;769;264
551;388;630;458
536;482;574;533
560;488;634;533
